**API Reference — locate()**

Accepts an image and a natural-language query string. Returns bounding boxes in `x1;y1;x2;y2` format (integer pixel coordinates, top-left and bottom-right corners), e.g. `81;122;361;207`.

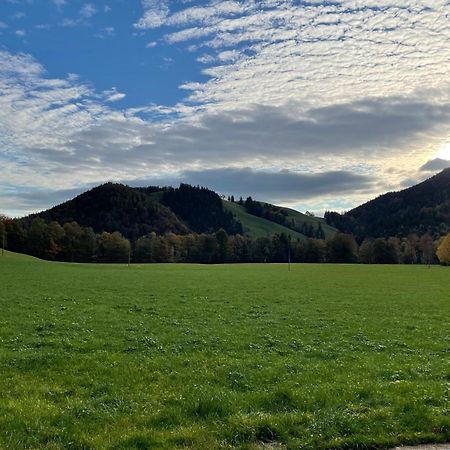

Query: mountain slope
263;204;336;238
25;183;189;241
326;168;450;239
22;183;244;240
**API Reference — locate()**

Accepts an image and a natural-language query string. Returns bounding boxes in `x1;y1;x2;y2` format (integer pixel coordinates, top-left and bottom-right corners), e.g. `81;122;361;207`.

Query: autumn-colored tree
436;234;450;265
96;231;130;263
46;221;65;260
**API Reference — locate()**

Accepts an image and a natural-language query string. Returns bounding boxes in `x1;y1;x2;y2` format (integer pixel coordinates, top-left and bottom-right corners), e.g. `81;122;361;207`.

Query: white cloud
2;46;449;214
15;29;26;36
94;26;115;39
102;88;126;102
80;3;97;19
60;18;78;28
35;24;51;30
135;0;450;115
166;1;246;26
52;0;66;8
134;0;170;29
59;3;98;28
11;12;26;20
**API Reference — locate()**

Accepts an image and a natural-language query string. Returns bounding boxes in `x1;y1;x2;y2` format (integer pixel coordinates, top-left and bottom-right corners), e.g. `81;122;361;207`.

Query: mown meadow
0;251;449;449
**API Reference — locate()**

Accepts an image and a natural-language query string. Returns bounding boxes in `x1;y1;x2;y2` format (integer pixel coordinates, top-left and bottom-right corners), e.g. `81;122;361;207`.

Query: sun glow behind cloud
437;142;450;161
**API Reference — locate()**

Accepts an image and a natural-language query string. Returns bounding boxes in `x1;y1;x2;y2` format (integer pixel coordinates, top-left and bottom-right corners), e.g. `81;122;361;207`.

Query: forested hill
24;183;245;241
325;168;450;240
21;182;335;241
25;183;189;242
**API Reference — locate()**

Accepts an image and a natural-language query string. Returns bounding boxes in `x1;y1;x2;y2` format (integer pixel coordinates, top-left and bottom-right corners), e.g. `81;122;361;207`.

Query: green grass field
1;251;449;449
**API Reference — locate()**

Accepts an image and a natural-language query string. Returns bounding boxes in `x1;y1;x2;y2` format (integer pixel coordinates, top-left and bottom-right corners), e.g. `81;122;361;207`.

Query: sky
1;0;450;217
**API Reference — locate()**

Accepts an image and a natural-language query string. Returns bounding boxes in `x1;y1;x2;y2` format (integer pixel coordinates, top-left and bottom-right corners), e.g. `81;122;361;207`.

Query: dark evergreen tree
215;229;229;263
316;223;325;239
162;184;243;235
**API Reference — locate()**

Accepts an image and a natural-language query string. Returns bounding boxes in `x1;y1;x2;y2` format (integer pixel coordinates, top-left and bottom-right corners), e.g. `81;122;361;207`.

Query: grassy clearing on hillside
0;251;449;449
276;206;337;238
223;201;307;240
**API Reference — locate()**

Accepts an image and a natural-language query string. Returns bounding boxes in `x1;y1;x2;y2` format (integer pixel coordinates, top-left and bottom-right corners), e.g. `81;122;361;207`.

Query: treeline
1;218;130;263
1;216;448;265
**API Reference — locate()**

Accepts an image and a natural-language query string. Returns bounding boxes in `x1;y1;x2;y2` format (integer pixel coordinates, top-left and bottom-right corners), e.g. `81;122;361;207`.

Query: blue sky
0;0;207;107
1;0;450;217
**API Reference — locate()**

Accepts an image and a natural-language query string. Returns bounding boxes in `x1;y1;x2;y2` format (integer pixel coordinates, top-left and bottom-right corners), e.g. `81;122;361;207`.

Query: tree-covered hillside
325;168;450;240
161;184;243;235
24;183;189;241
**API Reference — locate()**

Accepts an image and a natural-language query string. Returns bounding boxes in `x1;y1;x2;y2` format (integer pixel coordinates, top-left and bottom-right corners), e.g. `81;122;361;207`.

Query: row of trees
1;216;449;265
1;218;130;263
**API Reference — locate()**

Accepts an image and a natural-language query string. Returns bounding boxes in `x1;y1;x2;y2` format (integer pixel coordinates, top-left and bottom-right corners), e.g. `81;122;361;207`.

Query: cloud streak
0;168;376;218
420;158;450;172
151;167;377;204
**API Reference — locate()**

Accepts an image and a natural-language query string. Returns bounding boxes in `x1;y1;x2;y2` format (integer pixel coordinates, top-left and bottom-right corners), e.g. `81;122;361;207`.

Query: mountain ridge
22;182;333;241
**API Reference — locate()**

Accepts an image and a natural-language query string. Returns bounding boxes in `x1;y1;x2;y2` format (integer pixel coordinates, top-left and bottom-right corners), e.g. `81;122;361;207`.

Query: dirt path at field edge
258;444;450;450
259;444;450;450
391;445;450;450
